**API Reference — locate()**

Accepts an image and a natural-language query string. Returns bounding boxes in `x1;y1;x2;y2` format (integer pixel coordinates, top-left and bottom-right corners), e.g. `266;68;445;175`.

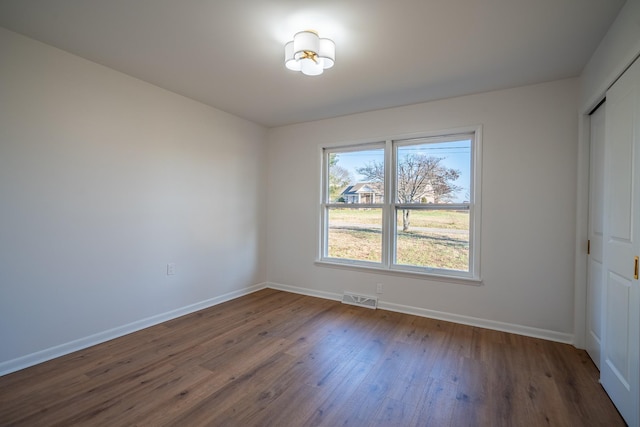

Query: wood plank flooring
0;289;625;426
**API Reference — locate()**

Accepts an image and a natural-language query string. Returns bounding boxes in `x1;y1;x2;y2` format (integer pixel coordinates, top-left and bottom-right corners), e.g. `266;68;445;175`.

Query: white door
586;103;605;369
601;57;640;427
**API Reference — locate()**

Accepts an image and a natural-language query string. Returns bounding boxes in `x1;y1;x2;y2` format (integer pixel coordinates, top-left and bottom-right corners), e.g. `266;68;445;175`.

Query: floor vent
342;292;378;309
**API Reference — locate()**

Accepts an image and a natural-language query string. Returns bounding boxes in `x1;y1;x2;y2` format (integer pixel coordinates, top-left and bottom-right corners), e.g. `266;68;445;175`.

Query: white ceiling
0;0;626;127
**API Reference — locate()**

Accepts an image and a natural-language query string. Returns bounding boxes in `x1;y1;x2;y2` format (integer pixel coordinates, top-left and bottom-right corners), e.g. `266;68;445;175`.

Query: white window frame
318;126;482;284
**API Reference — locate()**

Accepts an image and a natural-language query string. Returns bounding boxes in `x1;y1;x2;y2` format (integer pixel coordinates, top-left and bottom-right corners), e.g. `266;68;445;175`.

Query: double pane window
321;129;481;280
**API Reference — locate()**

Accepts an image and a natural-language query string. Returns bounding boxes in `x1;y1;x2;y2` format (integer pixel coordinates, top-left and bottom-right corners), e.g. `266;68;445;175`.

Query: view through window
321;130;480;280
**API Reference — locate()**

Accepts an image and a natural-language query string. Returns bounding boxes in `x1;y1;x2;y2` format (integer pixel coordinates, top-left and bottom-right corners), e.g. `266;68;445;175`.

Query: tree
357;154;461;231
328;153;353;202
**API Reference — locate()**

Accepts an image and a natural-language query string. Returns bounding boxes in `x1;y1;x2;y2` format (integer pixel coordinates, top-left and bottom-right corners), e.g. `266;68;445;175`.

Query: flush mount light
284;30;335;76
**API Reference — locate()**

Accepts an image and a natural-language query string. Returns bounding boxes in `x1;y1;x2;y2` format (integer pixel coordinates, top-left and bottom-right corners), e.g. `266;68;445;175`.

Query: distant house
340;182;384;204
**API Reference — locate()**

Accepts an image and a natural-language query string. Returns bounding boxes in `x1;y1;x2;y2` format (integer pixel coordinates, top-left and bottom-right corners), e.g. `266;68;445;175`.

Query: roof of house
341;182;383;196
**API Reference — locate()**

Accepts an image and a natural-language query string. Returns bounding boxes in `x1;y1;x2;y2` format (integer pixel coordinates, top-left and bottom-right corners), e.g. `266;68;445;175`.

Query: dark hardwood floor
0;288;625;426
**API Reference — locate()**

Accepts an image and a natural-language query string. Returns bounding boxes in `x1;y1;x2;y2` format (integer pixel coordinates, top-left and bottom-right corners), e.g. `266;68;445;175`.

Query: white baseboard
378;300;573;344
0;283;268;377
266;282;574;344
267;282;342;302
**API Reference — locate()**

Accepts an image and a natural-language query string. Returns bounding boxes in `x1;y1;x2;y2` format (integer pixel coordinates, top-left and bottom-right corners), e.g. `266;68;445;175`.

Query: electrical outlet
376;283;383;294
167;263;176;275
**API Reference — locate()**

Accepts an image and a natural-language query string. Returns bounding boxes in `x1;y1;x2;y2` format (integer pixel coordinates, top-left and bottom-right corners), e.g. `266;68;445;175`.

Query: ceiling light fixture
284;30;335;76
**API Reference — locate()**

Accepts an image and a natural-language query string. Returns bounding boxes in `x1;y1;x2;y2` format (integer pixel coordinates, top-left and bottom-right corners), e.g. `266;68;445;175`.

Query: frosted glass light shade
284;41;301;71
293;31;319;61
284;30;335;76
300;57;323;76
318;38;335;69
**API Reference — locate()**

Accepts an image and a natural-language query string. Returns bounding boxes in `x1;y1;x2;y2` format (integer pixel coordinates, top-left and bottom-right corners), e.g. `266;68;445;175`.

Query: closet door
586;104;605;369
601;57;640;427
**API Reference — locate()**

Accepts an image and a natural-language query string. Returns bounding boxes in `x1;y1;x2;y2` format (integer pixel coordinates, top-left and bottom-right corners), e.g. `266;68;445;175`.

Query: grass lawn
327;208;469;270
328;208;468;229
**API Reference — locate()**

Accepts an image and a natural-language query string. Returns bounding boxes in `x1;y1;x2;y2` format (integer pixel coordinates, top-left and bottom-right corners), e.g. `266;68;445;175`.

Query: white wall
0;27;267;371
267;78;578;341
580;0;640;110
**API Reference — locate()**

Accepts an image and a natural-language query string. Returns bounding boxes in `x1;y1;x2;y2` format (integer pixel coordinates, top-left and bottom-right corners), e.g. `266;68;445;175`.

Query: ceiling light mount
284;30;335;76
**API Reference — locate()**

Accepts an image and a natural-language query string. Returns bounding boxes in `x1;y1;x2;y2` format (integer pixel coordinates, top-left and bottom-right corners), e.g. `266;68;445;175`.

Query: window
320;127;481;281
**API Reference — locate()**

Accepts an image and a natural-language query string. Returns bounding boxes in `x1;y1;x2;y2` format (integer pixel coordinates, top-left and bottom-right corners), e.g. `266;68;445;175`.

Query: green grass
327;208;469;270
328;228;382;262
396;230;468;270
328;208;468;229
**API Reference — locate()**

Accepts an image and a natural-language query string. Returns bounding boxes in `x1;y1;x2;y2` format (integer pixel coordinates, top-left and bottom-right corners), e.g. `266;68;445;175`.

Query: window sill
314;260;483;286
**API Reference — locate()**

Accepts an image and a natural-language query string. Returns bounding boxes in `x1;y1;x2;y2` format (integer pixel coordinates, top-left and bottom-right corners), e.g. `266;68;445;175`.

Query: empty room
1;0;639;425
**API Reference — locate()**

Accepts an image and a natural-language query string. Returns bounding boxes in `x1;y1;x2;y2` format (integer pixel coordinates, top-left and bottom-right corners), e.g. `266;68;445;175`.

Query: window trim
317;126;482;284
